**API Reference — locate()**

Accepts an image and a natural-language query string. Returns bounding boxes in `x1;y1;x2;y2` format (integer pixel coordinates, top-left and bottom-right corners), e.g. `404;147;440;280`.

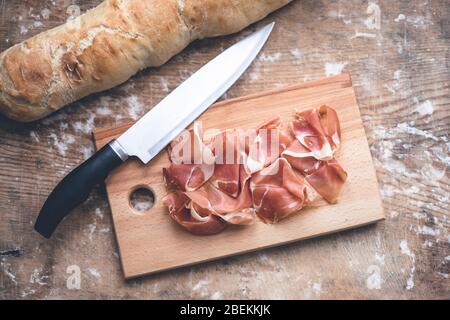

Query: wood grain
0;0;449;299
93;73;385;278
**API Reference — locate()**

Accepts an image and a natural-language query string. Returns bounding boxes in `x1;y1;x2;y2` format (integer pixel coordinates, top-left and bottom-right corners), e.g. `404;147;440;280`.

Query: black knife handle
34;141;126;239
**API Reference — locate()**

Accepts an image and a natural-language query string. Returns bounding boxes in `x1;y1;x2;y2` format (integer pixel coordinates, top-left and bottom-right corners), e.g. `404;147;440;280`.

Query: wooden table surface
0;0;449;300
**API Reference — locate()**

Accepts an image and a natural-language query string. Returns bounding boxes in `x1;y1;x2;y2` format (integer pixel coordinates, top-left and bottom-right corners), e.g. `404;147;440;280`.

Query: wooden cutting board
93;73;384;279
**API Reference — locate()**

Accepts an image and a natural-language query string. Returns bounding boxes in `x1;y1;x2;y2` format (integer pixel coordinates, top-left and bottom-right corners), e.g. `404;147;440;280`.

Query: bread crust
0;0;291;122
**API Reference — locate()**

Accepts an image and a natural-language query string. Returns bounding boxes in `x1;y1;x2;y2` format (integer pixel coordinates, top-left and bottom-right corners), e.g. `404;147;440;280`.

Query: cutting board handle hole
129;186;155;214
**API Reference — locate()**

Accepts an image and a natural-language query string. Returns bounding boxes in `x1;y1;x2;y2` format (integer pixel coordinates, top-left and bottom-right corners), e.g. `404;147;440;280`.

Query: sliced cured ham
283;106;347;203
168;123;213;163
162;105;347;235
303;159;347;204
209;130;244;197
291;105;341;161
163;192;227;235
163;128;256;234
283;140;347;203
165;122;215;191
282;140;319;174
246;117;293;174
163;164;213;192
186;166;255;225
250;158;311;223
316;105;342;151
209;164;241;197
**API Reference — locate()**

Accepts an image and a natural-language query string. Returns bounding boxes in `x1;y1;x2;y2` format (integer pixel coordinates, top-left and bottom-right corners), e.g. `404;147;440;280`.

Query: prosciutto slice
291;105;341;160
283;140;347;203
245;117;293;174
304;159;347;204
250;158;311;223
186;166;255;225
162;105;347;235
283;105;347;203
164;122;215;191
163;192;227;235
316;105;342;151
163;129;256;235
209;130;243;198
163;166;255;235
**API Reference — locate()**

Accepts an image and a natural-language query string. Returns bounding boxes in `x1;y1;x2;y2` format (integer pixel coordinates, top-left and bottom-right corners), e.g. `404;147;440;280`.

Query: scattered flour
96;106;113;116
30;131;40;143
211;291;223;300
88;268;101;279
192;279;210;291
126;95;145;120
290;48;303;59
95;208;104;220
41;8;51;20
87;223;97;241
402;185;420;195
3;264;18;285
390;211;400;220
414;100;434;116
393;14;433;28
324;62;346;77
132;201;153;212
380;184;397;198
375;253;386;266
420;163;446;182
406;16;432;29
30;268;48;286
351;32;377;39
396;122;441;142
422;240;434;248
311;281;322;295
20;25;29;35
413;212;427;220
259;52;282;62
395;14;406;22
384;70;403;95
384;84;396;95
21;289;36;298
400;240;416;290
328;10;344;19
366;265;382;290
249;64;260;81
72;113;96;134
377;158;408;177
192;279;211;297
159;77;170;92
430;146;450;166
412;225;441;237
80;145;94;160
49;133;77;156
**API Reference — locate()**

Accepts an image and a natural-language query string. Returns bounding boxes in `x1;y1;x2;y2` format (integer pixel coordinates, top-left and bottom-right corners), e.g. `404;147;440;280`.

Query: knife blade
35;23;275;239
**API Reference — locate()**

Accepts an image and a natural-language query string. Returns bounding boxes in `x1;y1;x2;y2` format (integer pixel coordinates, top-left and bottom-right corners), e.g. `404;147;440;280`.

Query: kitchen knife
35;23;275;239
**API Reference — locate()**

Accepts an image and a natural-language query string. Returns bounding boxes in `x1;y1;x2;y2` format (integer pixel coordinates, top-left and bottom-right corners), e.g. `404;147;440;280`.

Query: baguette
0;0;292;122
